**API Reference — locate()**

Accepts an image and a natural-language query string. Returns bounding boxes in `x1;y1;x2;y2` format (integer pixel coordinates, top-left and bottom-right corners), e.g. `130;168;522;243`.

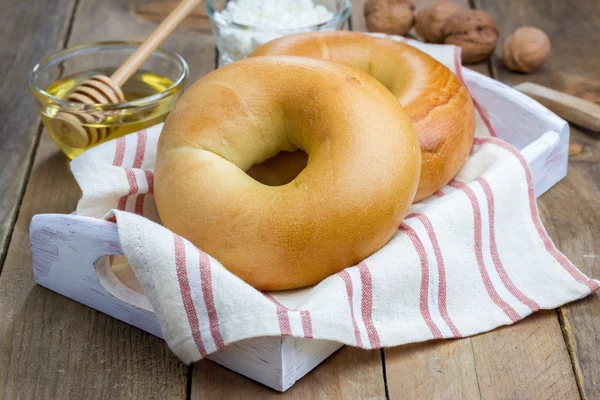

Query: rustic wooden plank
71;0;216;83
536;84;600;398
193;347;385;398
390;311;592;399
0;0;75;272
454;1;581;395
471;312;579;400
133;0;212;32
543;137;600;396
385;340;480;399
0;134;188;399
350;0;367;31
470;0;598;398
352;0;580;397
474;1;600;398
0;0;217;398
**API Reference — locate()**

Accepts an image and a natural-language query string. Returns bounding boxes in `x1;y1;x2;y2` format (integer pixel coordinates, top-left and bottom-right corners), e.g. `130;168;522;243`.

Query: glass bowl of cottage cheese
206;0;351;64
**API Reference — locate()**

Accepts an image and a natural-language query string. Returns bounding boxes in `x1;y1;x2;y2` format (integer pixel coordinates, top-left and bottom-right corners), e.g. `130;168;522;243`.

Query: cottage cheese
213;0;336;62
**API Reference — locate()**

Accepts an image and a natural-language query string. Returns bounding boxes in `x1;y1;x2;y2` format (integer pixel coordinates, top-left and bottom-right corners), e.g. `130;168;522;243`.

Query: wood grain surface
476;1;600;398
68;0;216;84
0;0;216;398
1;0;599;399
471;312;579;400
0;0;75;272
0;136;188;400
133;0;212;32
385;340;480;399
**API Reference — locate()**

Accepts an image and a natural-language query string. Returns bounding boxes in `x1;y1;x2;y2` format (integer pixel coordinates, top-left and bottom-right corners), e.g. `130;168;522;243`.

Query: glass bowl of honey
28;41;188;159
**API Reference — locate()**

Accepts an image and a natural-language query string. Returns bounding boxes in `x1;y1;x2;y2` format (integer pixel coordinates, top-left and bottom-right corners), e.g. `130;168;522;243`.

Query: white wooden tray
29;69;569;392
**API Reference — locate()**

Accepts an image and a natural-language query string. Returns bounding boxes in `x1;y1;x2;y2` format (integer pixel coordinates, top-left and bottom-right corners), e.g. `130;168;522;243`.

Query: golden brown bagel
250;31;475;201
155;56;421;291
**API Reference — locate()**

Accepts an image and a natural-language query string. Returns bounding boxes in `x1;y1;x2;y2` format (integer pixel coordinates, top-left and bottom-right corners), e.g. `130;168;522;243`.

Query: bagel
250;31;475;201
155;56;420;291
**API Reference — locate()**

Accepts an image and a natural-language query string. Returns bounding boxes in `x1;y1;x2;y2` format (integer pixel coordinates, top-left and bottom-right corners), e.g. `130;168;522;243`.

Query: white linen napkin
70;39;598;364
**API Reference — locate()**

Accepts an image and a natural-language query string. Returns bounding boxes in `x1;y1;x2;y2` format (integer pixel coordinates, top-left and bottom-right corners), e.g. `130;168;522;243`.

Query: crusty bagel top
251;32;475;201
155;56;421;290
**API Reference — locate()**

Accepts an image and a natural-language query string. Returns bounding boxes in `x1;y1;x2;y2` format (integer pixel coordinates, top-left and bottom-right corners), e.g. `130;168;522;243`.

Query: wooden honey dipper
52;0;200;149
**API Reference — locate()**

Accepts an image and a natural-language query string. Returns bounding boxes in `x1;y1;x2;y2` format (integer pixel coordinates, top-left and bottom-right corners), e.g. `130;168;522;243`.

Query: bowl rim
27;40;189;111
205;0;352;33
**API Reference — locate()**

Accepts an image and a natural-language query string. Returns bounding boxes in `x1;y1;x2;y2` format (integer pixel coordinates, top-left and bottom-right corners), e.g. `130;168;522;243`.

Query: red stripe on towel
358;263;381;347
405;213;462;338
264;293;292;336
117;168;138;211
300;311;314;339
112;137;126;166
473;137;599;292
453;46;497;137
115;132;151;215
449;179;521;322
264;295;313;338
453;46;466;86
265;293;313;339
198;250;224;350
134;194;145;215
134;170;154;216
476;177;541;312
132;130;146;168
173;234;206;356
107;137;127;222
400;223;444;339
132;131;148;215
338;270;363;347
144;170;154;193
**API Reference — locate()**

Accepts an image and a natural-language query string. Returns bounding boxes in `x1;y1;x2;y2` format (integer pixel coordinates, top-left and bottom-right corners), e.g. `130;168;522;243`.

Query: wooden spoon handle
110;0;201;87
514;82;600;132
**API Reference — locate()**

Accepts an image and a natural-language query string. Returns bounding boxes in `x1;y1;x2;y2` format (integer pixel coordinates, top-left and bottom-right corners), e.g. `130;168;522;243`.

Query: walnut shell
442;9;499;64
414;0;462;43
364;0;415;36
502;27;551;73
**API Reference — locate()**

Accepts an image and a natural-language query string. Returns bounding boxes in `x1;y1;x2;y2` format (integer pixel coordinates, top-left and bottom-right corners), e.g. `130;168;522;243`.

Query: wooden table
1;0;598;398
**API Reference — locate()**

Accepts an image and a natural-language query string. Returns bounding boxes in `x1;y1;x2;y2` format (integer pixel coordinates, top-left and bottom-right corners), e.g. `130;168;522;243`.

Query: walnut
502;27;551;73
568;142;583;156
414;0;462;43
442;9;499;64
364;0;415;36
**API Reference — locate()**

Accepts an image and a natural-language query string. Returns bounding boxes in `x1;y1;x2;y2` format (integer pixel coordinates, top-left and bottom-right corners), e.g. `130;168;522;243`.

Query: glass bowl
206;0;352;64
28;41;188;159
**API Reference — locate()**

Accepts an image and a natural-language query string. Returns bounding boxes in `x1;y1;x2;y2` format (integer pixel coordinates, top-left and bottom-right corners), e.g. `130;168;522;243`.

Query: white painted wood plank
463;69;569;197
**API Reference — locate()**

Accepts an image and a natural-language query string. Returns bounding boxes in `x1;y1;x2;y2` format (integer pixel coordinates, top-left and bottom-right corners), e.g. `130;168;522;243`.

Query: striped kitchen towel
70;40;598;364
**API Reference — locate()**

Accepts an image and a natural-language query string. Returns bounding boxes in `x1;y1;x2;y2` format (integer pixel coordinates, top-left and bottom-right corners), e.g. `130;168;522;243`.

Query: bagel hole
246;150;308;186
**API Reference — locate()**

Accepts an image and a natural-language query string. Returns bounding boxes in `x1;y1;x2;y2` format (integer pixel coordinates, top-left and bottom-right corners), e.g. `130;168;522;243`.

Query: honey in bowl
28;41;189;160
42;69;176;159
